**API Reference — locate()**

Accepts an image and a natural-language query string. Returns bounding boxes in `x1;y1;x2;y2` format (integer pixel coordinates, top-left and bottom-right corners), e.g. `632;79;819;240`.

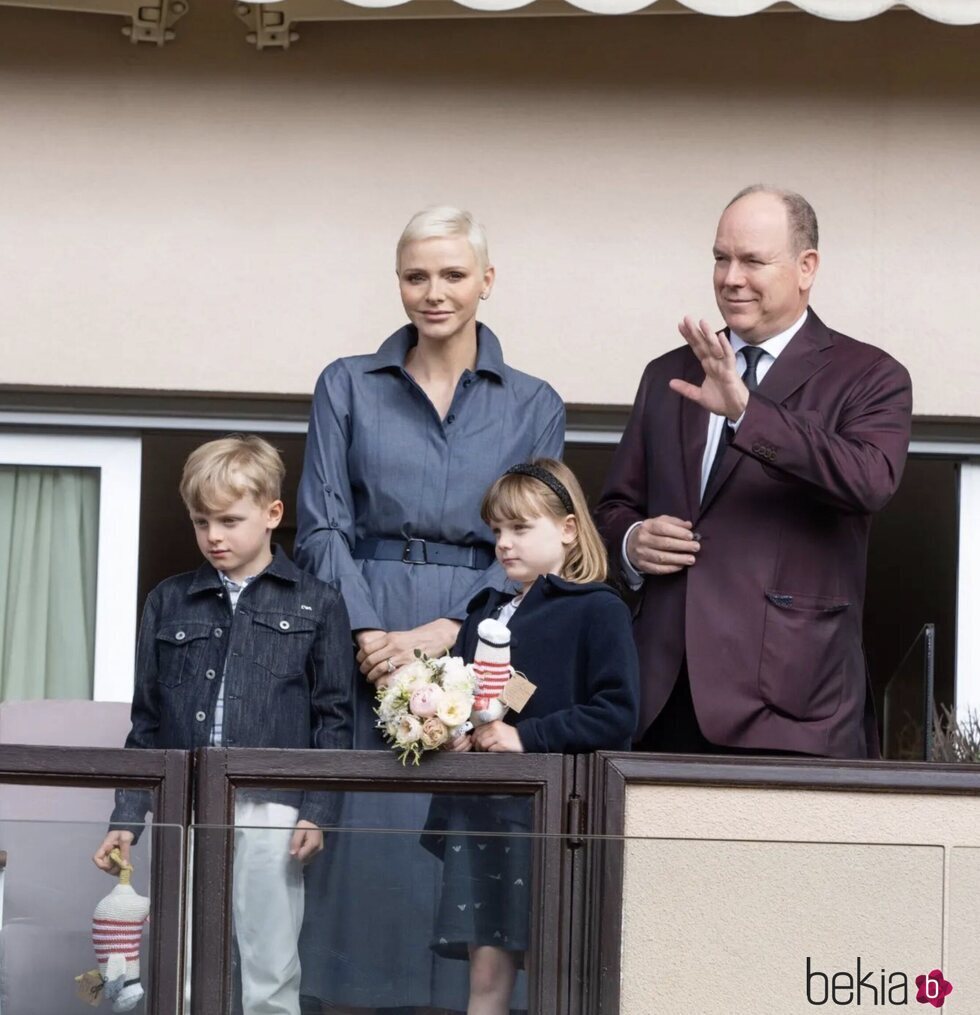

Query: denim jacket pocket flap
156;622;212;646
252;613;317;636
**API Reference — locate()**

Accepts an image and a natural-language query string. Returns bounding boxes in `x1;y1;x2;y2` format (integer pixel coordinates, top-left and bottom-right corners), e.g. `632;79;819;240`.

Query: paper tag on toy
498;671;537;713
75;970;105;1006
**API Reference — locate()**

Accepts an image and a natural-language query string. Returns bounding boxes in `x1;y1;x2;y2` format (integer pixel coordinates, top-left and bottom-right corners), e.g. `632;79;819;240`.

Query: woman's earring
480;293;489;301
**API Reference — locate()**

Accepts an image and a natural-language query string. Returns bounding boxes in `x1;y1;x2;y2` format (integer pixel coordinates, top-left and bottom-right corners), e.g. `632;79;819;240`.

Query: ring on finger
386;657;395;674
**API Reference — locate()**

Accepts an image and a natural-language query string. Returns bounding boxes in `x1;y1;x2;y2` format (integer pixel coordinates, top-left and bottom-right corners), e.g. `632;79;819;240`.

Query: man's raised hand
669;316;749;422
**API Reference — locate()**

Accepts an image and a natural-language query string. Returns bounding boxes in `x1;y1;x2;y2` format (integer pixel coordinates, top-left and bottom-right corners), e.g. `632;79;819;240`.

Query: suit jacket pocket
758;590;850;721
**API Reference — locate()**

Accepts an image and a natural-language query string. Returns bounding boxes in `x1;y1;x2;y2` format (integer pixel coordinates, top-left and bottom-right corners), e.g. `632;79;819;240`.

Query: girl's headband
504;463;574;514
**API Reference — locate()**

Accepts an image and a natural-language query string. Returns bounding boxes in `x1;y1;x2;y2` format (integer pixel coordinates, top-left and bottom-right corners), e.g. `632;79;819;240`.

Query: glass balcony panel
193;797;542;1015
0;816;182;1015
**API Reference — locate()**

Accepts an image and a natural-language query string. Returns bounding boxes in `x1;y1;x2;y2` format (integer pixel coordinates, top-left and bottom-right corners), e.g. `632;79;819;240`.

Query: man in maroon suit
595;185;912;758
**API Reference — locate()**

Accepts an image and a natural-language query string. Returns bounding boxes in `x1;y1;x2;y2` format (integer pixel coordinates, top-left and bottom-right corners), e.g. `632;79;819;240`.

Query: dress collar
364;322;505;381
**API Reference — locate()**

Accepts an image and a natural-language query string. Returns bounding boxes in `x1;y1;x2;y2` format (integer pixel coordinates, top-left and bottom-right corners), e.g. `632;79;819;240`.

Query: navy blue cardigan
454;574;640;753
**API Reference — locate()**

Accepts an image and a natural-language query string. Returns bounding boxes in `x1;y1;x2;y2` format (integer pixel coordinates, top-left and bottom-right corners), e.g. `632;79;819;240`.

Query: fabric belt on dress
353;537;495;570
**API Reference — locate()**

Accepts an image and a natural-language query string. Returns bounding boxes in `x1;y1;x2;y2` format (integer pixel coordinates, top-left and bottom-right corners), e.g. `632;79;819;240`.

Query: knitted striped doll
89;848;150;1012
470;618;512;725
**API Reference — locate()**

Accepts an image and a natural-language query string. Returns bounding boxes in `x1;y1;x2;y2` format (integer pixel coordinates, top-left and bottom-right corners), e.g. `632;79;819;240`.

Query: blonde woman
295;207;564;1012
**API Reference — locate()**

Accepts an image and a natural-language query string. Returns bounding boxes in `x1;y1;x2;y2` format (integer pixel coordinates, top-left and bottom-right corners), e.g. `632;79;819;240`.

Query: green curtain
0;466;100;700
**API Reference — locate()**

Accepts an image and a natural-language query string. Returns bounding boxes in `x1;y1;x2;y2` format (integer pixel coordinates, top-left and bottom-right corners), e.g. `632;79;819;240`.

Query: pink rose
420;717;450;750
409;683;446;718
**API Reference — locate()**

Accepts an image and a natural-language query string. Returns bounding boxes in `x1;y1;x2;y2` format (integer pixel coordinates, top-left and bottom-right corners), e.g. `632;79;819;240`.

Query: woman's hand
356;619;462;684
471;721;524;753
445;732;473;753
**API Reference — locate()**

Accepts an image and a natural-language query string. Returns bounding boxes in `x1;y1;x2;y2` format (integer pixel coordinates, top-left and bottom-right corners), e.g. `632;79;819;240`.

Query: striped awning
333;0;980;24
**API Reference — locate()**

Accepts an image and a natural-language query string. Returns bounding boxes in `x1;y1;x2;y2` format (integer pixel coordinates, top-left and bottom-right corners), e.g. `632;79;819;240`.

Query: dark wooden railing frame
0;744;191;1015
191;747;575;1015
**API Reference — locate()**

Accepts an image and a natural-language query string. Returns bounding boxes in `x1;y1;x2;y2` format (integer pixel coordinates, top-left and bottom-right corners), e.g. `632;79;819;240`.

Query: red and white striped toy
470;618;512;725
90;849;150;1012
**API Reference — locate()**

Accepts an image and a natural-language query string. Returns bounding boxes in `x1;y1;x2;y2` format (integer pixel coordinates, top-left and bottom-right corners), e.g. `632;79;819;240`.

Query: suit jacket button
195;711;207;722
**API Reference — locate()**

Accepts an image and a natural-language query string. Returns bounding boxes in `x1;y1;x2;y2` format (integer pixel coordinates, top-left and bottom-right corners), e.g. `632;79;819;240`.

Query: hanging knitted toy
470;618;513;725
76;848;150;1011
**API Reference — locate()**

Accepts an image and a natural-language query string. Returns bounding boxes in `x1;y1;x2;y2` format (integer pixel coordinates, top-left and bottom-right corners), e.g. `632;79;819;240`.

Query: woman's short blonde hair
396;206;490;271
179;435;285;514
480;458;608;584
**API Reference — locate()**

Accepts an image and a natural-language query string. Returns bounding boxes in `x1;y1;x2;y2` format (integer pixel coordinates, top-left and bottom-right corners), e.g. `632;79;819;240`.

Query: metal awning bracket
122;1;188;44
235;3;300;49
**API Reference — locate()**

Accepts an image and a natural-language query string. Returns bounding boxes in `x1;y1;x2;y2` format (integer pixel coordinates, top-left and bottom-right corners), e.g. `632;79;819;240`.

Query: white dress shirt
621;308;809;588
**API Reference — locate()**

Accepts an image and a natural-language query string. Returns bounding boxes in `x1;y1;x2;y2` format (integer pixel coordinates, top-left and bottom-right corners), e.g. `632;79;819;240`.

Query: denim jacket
111;546;353;834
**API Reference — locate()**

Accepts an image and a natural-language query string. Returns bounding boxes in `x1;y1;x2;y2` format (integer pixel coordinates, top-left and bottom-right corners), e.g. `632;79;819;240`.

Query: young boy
93;434;353;1015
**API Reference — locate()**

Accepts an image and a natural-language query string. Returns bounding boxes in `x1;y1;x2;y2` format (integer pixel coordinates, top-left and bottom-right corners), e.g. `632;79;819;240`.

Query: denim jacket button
195;711;207;722
205;669;216;680
214;627;223;638
279;620;290;631
175;631;186;641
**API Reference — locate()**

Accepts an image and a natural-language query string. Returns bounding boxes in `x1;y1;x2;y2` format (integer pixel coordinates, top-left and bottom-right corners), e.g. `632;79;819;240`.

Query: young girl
429;457;640;1015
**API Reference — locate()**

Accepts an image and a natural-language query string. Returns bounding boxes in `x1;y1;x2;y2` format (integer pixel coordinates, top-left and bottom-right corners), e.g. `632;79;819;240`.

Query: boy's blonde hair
179;435;285;514
480;458;608;584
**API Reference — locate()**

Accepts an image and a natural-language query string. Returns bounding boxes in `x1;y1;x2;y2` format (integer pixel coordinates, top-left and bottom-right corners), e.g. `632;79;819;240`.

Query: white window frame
0;432;141;702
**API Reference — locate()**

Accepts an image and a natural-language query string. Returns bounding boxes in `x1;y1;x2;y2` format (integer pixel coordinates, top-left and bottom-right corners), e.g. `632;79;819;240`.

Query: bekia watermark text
806;958;953;1007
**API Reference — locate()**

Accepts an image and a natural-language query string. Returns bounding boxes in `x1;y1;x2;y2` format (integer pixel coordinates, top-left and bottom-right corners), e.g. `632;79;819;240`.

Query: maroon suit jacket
595;309;912;758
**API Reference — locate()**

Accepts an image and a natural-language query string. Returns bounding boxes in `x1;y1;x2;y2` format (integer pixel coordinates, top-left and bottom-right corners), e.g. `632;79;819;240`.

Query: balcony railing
3;745;980;1013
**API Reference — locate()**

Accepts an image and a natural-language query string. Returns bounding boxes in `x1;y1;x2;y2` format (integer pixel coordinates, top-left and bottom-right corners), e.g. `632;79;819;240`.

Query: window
0;433;141;701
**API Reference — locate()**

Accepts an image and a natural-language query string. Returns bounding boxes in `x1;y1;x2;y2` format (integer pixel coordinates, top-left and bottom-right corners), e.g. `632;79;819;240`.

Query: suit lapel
678;350;709;520
752;308;833;406
697;309;834;517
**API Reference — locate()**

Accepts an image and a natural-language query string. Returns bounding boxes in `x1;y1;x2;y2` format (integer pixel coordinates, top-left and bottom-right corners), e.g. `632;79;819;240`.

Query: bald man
596;185;912;758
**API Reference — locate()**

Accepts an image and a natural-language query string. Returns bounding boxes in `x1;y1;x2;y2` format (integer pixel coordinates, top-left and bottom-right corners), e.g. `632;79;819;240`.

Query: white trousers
233;801;304;1015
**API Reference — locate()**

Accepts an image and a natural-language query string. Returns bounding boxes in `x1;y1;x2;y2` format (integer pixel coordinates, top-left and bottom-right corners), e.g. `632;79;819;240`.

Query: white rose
395;714;423;746
395;660;432;694
436;691;473;728
441;658;476;694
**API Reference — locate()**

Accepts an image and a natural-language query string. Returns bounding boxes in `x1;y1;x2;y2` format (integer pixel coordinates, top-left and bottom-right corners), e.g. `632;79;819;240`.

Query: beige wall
1;7;978;413
622;783;980;1012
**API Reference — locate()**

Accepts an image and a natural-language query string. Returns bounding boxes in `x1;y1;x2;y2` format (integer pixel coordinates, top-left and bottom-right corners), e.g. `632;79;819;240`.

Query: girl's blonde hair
480;458;608;584
180;434;285;514
396;206;490;271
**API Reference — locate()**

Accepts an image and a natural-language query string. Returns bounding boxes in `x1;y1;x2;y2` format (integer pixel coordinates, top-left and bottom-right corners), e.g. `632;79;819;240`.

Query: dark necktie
703;345;766;498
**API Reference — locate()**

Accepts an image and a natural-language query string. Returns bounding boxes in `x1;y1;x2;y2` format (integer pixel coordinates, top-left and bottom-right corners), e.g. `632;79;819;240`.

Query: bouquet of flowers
375;652;478;765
